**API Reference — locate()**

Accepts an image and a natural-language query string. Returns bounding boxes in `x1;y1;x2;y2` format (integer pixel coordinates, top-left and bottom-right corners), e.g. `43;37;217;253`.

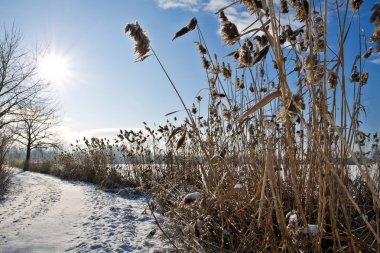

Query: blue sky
1;0;379;143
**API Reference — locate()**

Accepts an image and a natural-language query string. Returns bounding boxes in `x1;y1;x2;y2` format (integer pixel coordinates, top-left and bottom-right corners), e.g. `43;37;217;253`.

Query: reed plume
120;2;380;252
124;22;150;62
219;11;239;45
350;0;363;11
239;0;265;13
370;2;380;52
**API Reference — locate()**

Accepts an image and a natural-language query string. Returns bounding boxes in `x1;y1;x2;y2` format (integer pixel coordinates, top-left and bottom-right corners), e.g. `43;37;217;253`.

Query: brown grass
121;1;380;252
14;1;378;252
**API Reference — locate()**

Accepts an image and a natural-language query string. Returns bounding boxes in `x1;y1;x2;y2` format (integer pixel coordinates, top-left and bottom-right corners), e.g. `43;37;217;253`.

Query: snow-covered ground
0;169;167;253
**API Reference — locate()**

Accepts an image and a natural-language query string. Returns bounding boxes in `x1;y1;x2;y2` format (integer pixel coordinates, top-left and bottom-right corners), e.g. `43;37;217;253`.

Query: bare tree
0;133;11;196
11;98;59;170
0;25;46;129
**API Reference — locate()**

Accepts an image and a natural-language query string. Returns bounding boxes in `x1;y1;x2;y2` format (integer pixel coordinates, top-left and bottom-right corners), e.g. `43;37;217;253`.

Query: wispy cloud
370;57;380;65
204;0;235;13
157;0;303;36
80;128;126;138
55;127;144;145
156;0;204;11
205;0;254;32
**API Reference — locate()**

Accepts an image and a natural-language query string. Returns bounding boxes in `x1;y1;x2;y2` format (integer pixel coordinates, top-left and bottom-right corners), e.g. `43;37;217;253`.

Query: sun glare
38;51;70;85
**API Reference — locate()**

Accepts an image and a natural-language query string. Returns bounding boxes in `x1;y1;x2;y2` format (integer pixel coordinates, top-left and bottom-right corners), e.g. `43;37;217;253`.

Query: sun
38;51;70;85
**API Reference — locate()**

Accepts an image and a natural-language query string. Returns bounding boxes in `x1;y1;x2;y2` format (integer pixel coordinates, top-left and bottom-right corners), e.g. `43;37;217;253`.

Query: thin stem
149;45;211;192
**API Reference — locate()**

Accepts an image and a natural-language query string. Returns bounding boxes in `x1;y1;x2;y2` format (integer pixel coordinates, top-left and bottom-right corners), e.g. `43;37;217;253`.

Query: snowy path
0;170;166;253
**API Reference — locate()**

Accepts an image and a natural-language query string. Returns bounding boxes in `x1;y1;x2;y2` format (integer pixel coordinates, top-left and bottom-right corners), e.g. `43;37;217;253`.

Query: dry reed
55;1;380;252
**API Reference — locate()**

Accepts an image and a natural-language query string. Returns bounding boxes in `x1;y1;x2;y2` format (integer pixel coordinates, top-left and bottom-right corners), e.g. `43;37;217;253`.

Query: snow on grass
182;192;201;204
0;169;168;252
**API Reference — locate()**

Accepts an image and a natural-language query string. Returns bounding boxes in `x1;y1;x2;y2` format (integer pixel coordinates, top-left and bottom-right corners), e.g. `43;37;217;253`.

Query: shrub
53;137;131;189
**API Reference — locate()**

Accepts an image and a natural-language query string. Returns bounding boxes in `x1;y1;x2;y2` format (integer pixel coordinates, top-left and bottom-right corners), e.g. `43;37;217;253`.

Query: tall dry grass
122;0;380;252
51;137;128;188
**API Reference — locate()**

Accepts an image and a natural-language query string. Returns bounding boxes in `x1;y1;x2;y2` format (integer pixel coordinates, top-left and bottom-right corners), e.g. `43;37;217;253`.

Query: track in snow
0;169;166;253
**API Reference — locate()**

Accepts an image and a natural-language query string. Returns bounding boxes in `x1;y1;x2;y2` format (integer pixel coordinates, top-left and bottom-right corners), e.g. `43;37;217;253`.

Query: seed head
194;41;207;55
363;47;373;59
360;72;368;85
191;104;198;114
288;0;298;8
313;13;325;38
280;0;289;13
259;66;265;77
350;0;363;11
297;34;307;51
221;103;231;120
237;40;254;68
240;0;264;13
272;60;278;69
237;75;245;89
249;84;255;93
254;34;269;49
350;66;360;83
201;56;210;70
294;0;309;22
219;11;240;45
370;3;380;52
125;21;151;62
314;38;325;52
221;62;232;79
328;71;338;89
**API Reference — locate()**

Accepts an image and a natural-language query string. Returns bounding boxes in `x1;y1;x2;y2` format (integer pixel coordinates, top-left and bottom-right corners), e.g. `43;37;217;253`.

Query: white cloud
80;128;125;138
204;0;234;13
204;0;262;38
157;0;204;11
55;127;144;145
157;0;303;37
227;10;257;33
370;57;380;65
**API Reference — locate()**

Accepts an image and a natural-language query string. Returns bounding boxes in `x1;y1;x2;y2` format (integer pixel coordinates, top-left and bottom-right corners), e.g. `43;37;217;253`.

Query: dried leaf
176;131;187;150
165;110;181;116
187;17;197;30
370;3;380;23
172;18;197;41
224;49;239;58
172;27;190;41
252;45;270;66
238;90;281;124
215;93;226;98
168;126;183;142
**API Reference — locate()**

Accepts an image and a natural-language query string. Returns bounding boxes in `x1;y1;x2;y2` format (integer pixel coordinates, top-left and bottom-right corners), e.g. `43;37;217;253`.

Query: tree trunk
24;142;31;171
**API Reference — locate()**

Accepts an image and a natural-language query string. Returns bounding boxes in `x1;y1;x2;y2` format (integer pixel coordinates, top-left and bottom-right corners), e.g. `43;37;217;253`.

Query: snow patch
0;169;168;252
